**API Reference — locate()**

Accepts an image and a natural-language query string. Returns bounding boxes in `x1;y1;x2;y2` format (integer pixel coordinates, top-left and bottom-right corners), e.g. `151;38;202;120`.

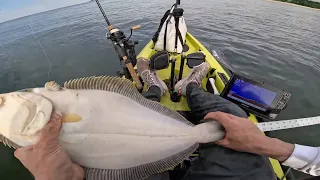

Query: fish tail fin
192;121;225;143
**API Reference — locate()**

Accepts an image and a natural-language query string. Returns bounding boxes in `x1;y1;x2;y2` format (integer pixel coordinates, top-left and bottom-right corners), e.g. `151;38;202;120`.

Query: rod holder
178;54;185;80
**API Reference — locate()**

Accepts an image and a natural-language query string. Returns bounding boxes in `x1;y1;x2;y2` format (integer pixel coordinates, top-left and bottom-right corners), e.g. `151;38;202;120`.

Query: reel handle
131;25;141;30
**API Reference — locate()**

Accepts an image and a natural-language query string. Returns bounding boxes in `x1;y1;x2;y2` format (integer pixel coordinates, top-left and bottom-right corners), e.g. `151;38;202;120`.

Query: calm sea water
0;0;319;179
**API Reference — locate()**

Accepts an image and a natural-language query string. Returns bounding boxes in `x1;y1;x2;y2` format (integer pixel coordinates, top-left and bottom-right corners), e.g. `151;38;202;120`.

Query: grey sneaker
174;62;210;96
137;58;168;95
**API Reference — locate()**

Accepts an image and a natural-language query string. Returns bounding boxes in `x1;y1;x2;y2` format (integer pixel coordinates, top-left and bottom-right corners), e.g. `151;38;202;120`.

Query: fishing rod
94;0;143;90
94;0;111;26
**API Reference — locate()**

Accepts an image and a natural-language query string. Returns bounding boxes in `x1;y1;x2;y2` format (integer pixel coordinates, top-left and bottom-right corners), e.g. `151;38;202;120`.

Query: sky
0;0;89;23
1;0;320;23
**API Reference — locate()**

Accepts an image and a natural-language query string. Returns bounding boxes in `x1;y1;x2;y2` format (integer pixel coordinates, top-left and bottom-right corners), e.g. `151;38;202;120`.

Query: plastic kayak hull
137;32;287;179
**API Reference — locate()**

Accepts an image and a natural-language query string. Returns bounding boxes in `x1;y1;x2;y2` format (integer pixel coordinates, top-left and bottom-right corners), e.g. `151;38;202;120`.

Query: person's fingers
223;113;237;119
225;113;250;122
39;112;62;141
204;112;231;127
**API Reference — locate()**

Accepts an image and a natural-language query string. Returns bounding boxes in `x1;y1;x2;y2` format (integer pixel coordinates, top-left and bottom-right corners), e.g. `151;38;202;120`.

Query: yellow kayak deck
137;32;286;179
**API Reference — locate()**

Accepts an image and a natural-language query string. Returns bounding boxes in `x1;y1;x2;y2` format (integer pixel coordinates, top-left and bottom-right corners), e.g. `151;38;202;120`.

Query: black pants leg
183;83;276;180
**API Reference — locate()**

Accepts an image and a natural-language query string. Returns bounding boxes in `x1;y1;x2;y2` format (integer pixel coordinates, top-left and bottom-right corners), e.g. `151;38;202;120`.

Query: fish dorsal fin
64;76;194;126
85;143;198;180
0;134;20;149
45;81;61;91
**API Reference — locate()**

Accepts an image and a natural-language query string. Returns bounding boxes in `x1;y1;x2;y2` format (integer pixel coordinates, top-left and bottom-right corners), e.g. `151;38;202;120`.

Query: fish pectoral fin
0;134;20;149
62;114;82;123
45;81;61;91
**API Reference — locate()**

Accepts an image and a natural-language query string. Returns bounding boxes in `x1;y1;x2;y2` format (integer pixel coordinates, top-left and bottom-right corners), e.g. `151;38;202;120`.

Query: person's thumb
72;163;85;180
14;146;34;163
40;112;62;141
215;139;230;147
204;112;231;127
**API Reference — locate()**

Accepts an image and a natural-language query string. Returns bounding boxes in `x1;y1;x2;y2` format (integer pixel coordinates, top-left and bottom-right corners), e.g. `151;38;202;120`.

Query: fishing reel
94;0;143;90
107;26;140;78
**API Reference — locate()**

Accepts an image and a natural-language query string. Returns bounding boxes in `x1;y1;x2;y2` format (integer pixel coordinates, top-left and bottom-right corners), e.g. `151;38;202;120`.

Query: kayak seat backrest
150;51;170;70
186;52;206;68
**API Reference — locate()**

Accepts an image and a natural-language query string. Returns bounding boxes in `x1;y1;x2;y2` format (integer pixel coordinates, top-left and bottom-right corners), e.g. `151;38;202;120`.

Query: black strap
152;10;170;43
164;16;184;52
163;20;169;51
175;18;184;50
174;16;179;51
152;4;176;43
163;13;173;51
177;28;184;47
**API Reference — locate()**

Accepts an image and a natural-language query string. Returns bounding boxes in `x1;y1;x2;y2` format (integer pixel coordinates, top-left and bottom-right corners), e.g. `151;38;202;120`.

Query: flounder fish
0;76;225;180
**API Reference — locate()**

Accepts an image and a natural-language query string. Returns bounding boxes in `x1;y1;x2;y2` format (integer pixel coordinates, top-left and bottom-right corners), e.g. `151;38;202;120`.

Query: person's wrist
249;135;272;154
254;137;294;162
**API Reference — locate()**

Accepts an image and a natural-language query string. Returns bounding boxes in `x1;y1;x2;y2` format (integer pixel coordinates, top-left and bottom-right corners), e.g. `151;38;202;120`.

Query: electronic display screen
226;79;277;112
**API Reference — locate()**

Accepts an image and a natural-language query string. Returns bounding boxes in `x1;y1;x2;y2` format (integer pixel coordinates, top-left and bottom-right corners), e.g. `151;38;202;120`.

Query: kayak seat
186;52;206;68
150;51;170;70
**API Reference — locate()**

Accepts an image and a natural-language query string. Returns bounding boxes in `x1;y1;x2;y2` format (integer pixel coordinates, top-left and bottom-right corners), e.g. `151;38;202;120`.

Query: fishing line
28;20;52;80
281;167;291;180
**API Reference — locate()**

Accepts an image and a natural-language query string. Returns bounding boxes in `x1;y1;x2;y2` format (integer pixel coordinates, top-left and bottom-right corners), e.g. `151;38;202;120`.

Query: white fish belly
62;134;196;169
39;89;196;169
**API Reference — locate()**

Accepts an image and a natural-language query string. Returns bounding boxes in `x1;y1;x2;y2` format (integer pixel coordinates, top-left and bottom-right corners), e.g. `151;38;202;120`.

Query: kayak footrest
186;52;206;68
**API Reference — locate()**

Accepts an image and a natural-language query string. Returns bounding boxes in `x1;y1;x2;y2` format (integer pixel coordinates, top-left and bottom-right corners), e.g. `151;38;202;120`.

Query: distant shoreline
271;0;320;10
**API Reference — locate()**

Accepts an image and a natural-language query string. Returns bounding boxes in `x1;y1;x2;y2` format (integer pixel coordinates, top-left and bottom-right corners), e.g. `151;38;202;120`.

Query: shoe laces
189;68;204;84
141;70;157;88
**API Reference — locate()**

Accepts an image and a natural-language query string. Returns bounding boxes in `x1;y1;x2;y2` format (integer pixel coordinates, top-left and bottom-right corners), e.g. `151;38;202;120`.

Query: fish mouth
16;93;53;136
17;94;40;135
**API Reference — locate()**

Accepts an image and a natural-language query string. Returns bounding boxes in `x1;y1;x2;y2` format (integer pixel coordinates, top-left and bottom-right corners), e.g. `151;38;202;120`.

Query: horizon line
0;0;92;25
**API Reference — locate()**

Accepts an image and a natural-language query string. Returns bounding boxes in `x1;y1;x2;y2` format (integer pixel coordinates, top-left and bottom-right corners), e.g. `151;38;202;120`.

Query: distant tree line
276;0;320;9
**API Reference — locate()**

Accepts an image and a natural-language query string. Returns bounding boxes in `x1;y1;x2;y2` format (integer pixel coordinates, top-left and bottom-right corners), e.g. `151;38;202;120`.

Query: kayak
89;0;291;178
136;32;288;179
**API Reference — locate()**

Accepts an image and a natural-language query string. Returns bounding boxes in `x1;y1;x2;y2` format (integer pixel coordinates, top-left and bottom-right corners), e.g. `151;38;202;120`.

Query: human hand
205;111;267;153
205;112;294;161
14;113;84;180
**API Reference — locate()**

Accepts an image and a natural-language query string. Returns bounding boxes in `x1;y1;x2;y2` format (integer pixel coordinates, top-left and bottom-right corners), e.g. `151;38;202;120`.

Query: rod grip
123;56;143;90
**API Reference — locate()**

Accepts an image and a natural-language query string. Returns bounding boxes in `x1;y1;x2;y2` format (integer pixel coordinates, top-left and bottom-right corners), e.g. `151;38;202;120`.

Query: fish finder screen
227;79;277;112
